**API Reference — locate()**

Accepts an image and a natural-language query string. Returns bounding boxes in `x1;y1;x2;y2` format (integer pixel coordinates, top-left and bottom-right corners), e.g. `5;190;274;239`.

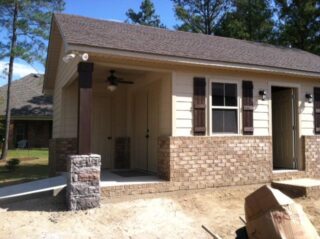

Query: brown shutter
314;87;320;134
242;81;254;135
193;77;206;135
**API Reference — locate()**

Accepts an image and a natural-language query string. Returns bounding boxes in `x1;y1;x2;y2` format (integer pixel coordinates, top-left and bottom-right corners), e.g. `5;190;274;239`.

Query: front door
272;87;297;169
133;81;159;173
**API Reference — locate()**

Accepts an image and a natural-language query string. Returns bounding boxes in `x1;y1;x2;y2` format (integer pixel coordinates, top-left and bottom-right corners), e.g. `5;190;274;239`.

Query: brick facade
114;137;130;169
303;136;320;178
49;138;77;175
8;120;51;149
27;121;52;148
158;136;273;187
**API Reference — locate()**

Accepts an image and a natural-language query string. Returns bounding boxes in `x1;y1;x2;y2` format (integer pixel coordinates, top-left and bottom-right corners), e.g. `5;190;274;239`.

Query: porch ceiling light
259;90;267;101
107;84;117;92
306;93;313;103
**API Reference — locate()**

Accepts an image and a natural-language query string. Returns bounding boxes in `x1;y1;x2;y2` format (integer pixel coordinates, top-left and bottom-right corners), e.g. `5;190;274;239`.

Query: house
46;13;320;188
0;74;52;148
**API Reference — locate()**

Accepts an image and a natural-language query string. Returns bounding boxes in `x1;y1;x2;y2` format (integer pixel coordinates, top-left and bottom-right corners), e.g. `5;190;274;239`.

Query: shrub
5;158;20;171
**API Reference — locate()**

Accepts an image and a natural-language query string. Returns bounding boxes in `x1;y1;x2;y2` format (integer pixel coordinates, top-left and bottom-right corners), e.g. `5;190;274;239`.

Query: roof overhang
68;44;320;79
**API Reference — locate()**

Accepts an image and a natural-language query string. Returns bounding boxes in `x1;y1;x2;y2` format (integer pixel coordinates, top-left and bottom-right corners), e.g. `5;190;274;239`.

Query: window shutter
242;81;254;135
314;87;320;134
193;77;206;135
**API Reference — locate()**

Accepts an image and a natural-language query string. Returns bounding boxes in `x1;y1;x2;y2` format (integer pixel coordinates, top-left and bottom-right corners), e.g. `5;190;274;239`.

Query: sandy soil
0;184;319;239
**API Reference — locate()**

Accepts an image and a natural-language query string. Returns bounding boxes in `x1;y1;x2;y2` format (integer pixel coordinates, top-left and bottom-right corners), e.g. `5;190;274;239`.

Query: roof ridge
54;12;316;56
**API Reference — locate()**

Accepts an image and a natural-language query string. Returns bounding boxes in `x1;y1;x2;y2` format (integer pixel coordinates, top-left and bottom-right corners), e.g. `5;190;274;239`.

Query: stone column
66;154;101;211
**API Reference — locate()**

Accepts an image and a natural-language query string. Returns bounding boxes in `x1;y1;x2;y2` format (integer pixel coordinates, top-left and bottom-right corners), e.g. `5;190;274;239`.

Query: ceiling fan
106;70;133;91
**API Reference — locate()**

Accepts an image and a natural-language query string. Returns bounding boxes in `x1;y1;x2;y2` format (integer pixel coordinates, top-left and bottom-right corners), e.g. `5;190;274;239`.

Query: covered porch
56;60;172;177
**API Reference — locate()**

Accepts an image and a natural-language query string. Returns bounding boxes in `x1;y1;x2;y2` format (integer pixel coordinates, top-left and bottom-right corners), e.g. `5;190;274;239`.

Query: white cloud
0;61;42;85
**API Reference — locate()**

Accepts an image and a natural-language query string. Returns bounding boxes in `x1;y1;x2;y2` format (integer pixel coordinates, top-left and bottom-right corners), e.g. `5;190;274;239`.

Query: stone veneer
67;154;101;211
49;138;77;175
303;136;320;178
158;136;273;187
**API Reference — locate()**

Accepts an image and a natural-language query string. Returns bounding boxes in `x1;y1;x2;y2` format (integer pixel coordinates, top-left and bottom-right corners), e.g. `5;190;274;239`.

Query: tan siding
159;73;172;136
52;47;79;138
173;70;320;137
172;72;193;136
61;80;78;138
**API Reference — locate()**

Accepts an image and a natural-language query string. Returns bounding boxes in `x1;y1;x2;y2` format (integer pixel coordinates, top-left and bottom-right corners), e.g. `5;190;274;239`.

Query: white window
210;82;239;134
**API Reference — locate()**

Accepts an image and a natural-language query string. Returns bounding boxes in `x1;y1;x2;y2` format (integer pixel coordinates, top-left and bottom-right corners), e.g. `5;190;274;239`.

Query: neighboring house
0;74;52;148
46;13;320;186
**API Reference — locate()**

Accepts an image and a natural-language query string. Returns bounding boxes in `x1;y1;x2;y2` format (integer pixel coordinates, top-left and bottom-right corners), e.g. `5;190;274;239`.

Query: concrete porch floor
272;178;320;198
100;170;165;187
0;170;164;203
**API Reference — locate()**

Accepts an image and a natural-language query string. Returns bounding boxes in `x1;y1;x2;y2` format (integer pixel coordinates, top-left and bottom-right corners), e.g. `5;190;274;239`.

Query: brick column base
49;138;77;175
66;154;101;211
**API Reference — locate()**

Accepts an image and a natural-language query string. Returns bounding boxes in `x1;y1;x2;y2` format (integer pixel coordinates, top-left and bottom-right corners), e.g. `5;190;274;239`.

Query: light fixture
306;93;313;103
107;84;117;92
62;52;89;63
81;53;89;61
259;90;267;101
62;53;76;63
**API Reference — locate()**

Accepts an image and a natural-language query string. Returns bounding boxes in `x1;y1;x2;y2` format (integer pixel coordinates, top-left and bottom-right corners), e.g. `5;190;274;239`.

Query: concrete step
271;178;320;198
0;174;66;204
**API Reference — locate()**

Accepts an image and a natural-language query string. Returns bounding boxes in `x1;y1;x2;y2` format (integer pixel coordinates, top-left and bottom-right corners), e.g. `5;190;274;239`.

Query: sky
0;0;176;85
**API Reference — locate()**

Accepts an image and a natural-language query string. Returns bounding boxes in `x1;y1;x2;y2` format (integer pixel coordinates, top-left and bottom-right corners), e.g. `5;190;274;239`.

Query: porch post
77;62;94;154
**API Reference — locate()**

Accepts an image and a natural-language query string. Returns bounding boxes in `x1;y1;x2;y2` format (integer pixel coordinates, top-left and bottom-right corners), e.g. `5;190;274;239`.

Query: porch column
77;62;94;154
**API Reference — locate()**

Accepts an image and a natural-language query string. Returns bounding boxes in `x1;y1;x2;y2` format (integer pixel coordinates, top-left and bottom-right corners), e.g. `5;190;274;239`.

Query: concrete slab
272;178;320;198
100;170;165;187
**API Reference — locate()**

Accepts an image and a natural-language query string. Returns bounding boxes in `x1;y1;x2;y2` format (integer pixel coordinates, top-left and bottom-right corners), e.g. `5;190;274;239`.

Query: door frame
269;81;301;170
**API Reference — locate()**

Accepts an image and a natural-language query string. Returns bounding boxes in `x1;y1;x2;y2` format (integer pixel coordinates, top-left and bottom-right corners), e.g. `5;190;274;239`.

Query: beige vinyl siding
61;80;78;138
52;47;79;138
172;72;193;136
159;73;172;136
173;70;318;137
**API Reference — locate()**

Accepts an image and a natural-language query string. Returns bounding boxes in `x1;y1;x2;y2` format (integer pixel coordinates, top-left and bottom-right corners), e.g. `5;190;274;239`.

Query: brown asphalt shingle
54;13;320;74
0;74;52;118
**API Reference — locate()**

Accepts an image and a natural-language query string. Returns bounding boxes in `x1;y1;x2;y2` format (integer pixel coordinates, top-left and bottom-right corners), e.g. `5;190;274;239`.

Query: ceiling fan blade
118;80;134;84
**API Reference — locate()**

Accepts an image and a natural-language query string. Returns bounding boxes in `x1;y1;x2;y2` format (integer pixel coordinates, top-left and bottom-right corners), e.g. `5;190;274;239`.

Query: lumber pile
245;185;319;239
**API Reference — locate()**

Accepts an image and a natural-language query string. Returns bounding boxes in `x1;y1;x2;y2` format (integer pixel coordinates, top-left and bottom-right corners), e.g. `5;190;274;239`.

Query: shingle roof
54;13;320;74
0;74;52;118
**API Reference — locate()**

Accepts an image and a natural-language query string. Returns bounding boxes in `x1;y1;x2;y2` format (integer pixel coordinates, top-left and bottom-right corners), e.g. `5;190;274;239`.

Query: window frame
208;79;241;136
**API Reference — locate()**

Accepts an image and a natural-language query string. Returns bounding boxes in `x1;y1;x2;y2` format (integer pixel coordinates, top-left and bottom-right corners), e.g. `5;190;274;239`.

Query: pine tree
171;0;231;35
216;0;275;42
275;0;320;55
126;0;166;28
0;0;65;160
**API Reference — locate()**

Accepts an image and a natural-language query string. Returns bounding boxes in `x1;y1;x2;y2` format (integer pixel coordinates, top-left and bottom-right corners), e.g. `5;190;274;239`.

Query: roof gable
53;13;320;75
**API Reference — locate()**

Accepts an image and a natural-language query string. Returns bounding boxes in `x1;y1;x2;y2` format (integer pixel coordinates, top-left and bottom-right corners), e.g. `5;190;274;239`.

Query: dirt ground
0;184;319;239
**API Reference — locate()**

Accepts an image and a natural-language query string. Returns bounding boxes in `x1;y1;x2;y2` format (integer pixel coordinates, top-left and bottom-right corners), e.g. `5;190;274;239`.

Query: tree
126;0;166;28
0;0;64;160
216;0;275;42
274;0;320;55
172;0;231;35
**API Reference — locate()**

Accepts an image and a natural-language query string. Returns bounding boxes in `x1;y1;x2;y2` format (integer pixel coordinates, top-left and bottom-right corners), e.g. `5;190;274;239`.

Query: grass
0;149;49;187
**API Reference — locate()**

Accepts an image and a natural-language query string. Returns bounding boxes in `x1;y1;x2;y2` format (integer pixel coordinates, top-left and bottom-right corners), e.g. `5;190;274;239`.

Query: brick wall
303;136;320;178
114;137;130;169
27;121;52;148
49;138;77;175
159;136;272;187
